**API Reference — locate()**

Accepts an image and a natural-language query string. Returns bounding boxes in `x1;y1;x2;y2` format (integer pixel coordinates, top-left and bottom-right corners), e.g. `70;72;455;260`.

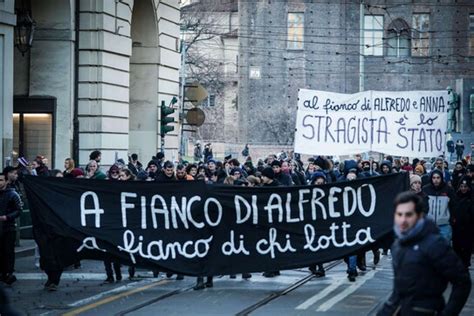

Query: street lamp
15;8;35;56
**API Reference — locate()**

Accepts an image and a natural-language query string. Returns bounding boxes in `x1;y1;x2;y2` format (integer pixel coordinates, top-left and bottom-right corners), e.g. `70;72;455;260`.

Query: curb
15;246;35;258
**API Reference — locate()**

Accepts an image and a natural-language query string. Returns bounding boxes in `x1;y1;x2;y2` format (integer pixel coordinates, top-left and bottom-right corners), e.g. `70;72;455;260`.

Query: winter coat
203;148;213;162
422;170;457;226
274;172;292;186
90;170;106;180
378;219;471;316
194;146;203;161
455;141;465;155
290;172;302;185
155;172;176;182
0;188;22;233
127;161;144;176
452;191;474;247
452;168;466;190
263;179;281;187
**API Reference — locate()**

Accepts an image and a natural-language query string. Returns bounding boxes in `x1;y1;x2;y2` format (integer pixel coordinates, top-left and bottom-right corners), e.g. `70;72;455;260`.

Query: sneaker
193;280;205;291
242;273;252;279
102;276;114;284
348;275;356;282
229;275;237;279
4;274;17;285
44;280;52;289
176;274;184;280
46;283;58;291
357;264;367;271
166;272;173;278
315;268;326;277
205;278;214;288
262;271;277;278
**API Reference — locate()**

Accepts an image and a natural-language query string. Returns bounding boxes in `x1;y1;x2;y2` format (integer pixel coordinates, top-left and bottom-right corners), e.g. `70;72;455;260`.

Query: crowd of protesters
1;146;473;294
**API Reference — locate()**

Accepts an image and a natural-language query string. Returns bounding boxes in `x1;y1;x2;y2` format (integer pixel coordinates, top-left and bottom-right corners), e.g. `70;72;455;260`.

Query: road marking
295;278;344;310
61;279;169;316
16;271;160;281
316;269;378;312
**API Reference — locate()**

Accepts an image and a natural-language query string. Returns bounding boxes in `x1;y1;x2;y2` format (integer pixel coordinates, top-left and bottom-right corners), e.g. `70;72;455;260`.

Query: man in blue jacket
378;191;470;315
0;170;23;285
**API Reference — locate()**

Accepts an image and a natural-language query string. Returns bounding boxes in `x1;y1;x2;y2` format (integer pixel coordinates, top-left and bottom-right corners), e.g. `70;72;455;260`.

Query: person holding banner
307;171;327;277
271;161;292;186
342;168;362;281
261;167;281;278
378;191;470;316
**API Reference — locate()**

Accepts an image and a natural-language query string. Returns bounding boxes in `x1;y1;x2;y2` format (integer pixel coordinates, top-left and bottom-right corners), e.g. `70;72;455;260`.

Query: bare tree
180;0;236;93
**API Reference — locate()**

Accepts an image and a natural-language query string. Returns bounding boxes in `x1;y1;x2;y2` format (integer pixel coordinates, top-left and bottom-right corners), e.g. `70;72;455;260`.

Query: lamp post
15;8;35;56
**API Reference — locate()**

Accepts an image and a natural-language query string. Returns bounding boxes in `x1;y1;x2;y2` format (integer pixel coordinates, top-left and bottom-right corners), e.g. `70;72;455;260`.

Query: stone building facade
2;0;181;169
239;0;474;148
193;0;474;157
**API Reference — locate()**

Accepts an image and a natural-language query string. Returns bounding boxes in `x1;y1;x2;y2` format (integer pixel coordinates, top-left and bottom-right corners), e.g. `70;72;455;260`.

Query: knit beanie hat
410;174;422;186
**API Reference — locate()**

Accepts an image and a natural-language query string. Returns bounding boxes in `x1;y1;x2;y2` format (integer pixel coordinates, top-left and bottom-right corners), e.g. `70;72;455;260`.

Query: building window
364;15;384;56
249;66;261;79
209;94;215;107
412;14;430;57
469;14;474;56
202;94;215;107
387;18;410;57
287;13;304;50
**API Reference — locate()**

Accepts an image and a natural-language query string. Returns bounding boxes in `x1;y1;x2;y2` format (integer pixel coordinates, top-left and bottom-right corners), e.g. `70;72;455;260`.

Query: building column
0;0;15;168
78;0;132;165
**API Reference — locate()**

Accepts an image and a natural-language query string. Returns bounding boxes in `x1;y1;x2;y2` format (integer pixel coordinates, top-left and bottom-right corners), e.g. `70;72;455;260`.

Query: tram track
88;260;345;316
235;260;344;316
114;284;196;316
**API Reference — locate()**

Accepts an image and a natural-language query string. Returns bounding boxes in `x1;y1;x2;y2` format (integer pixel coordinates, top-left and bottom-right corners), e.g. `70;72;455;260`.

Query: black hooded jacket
378;219;471;316
0;188;22;233
422;169;457;226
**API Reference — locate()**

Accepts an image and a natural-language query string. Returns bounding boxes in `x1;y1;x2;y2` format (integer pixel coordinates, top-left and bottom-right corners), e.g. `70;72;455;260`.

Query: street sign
186;108;206;126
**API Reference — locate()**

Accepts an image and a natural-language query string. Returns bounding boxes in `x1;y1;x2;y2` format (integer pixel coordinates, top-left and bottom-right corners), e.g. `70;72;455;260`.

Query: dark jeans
45;269;63;285
0;231;16;275
104;259;121;278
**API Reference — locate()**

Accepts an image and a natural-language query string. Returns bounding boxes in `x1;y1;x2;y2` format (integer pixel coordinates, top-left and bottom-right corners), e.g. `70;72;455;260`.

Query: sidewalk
15;238;36;258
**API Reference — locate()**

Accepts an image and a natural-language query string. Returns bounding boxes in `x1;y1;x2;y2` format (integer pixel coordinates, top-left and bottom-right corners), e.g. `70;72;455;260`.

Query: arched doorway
129;0;159;163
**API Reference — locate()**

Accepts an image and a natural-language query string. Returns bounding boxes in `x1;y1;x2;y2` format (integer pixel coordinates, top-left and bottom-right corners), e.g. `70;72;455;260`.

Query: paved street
3;251;474;315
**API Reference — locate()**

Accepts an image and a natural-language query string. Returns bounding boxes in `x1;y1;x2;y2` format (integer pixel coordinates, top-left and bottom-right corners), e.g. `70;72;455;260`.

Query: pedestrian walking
422;169;457;243
0;170;22;286
452;177;474;268
378;191;471;315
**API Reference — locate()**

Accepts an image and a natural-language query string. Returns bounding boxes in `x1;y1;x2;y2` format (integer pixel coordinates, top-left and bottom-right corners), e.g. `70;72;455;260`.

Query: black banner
23;173;408;276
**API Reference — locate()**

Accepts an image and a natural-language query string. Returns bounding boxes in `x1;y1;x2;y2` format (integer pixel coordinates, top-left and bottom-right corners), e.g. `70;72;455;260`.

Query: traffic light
160;100;175;136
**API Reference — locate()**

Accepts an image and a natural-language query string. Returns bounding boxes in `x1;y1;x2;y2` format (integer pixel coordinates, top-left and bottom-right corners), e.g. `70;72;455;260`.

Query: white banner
295;89;449;157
